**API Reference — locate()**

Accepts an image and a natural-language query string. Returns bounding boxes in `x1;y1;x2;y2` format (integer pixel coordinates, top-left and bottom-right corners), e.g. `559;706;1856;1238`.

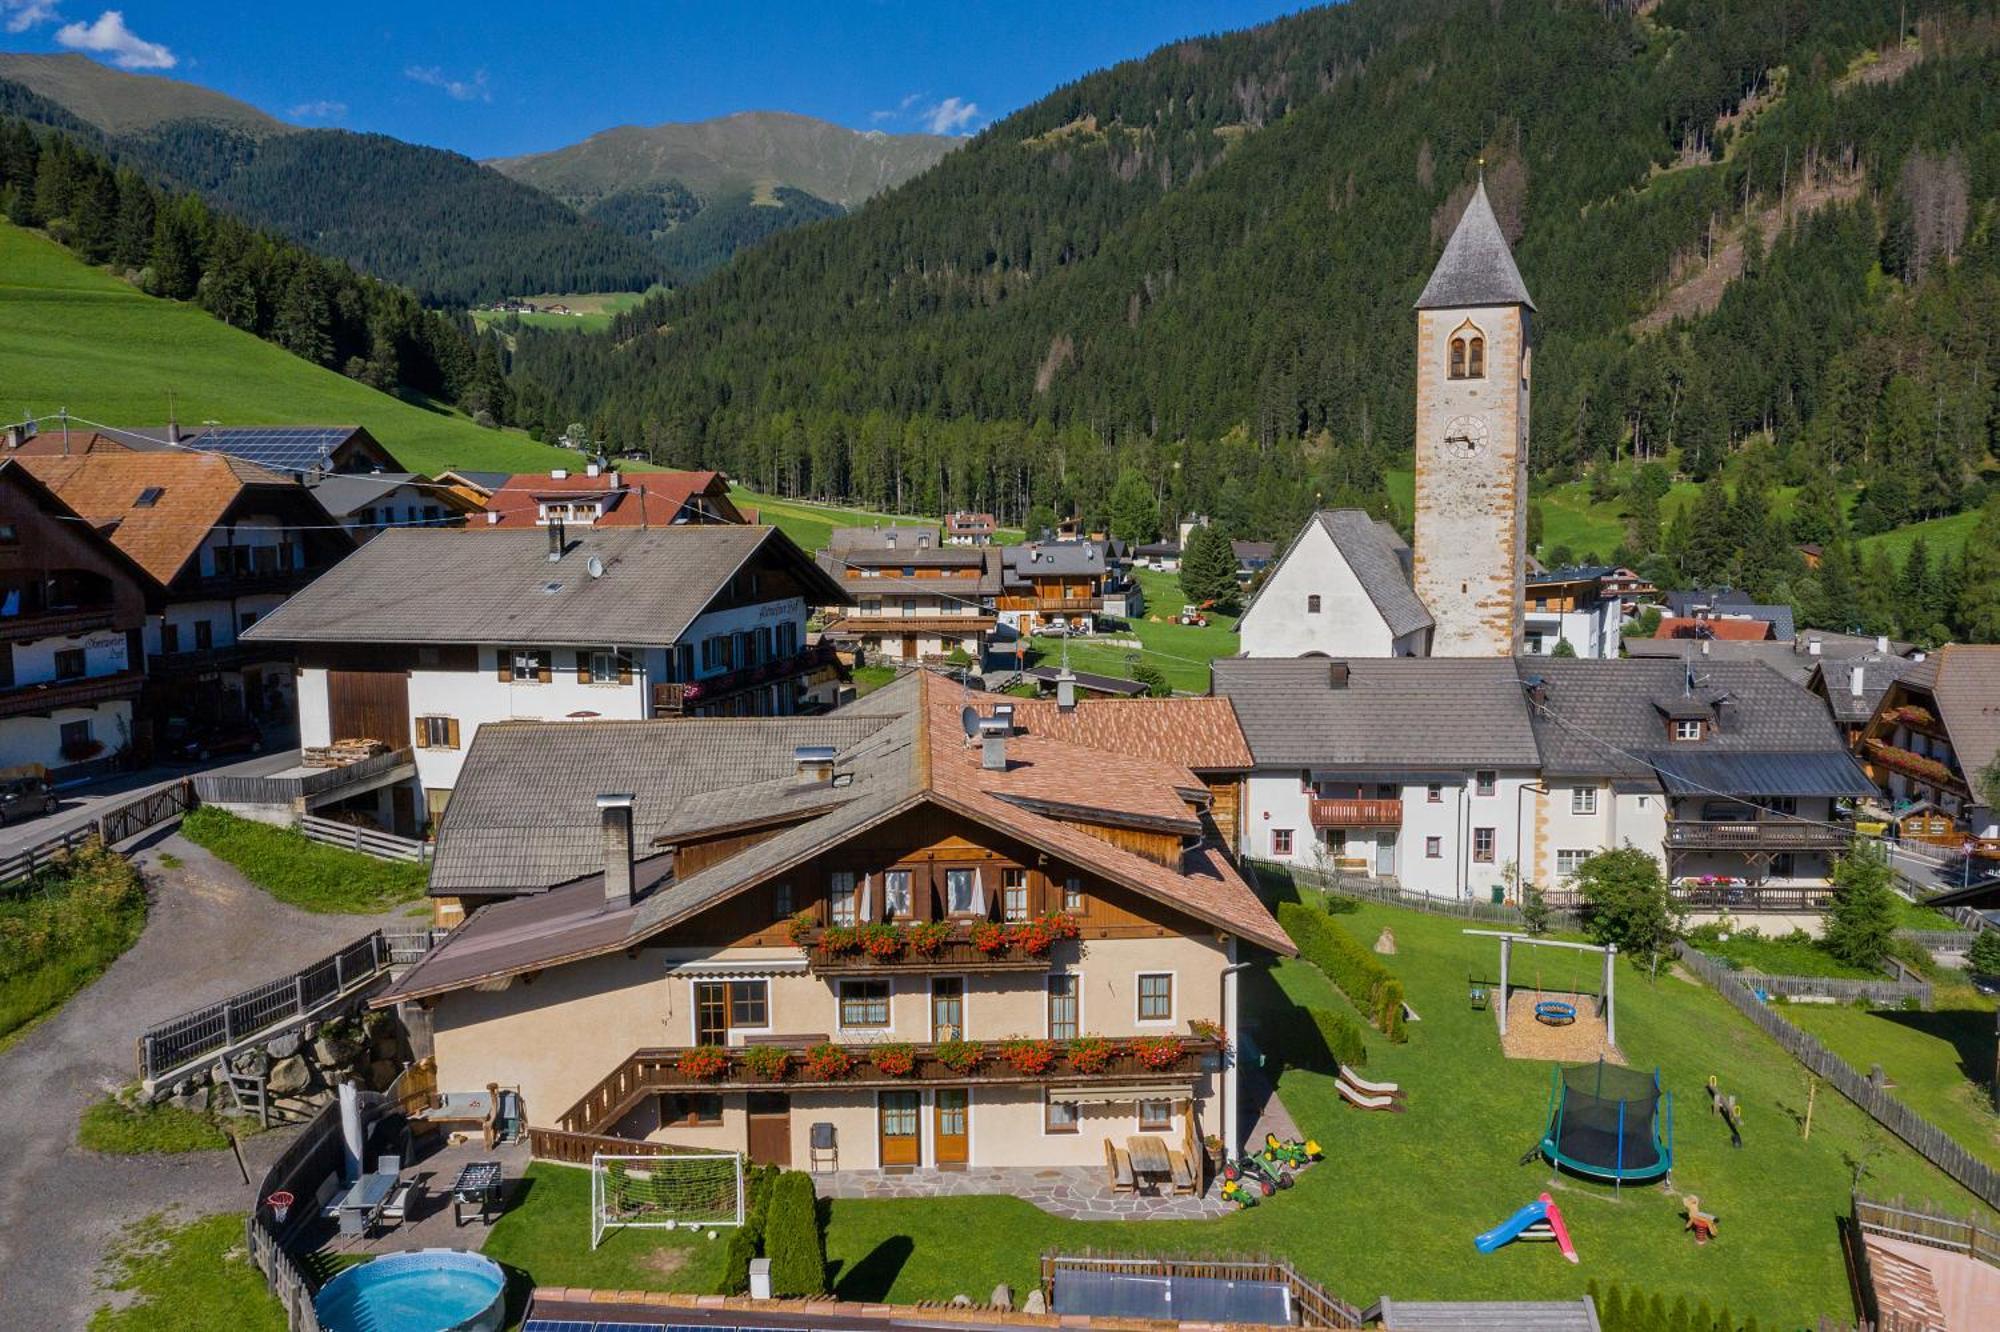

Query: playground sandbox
1497;989;1623;1063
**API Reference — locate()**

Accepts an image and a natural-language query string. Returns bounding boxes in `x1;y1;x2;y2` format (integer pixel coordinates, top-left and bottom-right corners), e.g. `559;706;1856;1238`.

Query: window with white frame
1138;1099;1174;1131
945;867;978;915
587;648;626;683
1271;828;1293;857
1556;849;1591;882
1137;973;1173;1023
1673;719;1705;741
510;648;549;682
1571;786;1599;815
1063;875;1085;913
838;979;890;1028
1002;868;1028;921
828;870;858;927
883;869;912;919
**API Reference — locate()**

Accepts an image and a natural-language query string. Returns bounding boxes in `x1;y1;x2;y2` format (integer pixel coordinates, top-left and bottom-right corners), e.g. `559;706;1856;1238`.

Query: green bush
764;1169;826;1297
0;838;146;1046
716;1163;781;1294
1277;901;1406;1040
1306;1007;1367;1069
181;807;426;914
1967;927;2000;977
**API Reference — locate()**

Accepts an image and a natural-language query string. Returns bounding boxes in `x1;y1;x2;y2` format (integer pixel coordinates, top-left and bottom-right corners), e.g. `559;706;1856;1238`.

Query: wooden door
747;1092;791;1166
878;1091;921;1170
900;636;917;661
327;669;409;745
934;1089;968;1169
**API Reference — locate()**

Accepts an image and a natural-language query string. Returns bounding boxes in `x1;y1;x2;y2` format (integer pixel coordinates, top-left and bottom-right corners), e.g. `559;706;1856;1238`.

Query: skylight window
134;487;165;508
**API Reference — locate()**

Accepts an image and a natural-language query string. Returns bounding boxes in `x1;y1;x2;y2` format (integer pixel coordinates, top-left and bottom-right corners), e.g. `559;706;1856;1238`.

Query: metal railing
194;747;413;807
137;933;393;1086
1666;819;1851;850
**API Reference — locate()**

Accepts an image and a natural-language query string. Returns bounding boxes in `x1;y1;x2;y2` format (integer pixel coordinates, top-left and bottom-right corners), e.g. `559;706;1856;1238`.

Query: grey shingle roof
1651;751;1875;799
1002;540;1109;581
827;524;942;551
1520;658;1856;780
306;472;428;518
1414;180;1536;311
816;548;1002;598
1239;510;1432;638
1212;657;1538;769
243;525;840;647
1660;589;1797;641
431;713;900;894
1810;654;1916;723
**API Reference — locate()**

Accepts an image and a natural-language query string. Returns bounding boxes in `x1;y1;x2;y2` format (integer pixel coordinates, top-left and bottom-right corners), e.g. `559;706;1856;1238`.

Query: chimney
485;510;500;525
1700;639;1711;656
1850;665;1865;699
1807;637;1822;656
551;468;568;480
979;716;1009;771
794;744;836;785
585;460;601;478
1056;669;1077;713
166;417;181;445
1876;635;1889;653
597;793;636;910
993;702;1015;731
547;518;566;561
1328;661;1350;689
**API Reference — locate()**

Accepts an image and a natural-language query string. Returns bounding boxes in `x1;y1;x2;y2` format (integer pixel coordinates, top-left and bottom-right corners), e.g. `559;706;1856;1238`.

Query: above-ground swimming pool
313;1248;506;1332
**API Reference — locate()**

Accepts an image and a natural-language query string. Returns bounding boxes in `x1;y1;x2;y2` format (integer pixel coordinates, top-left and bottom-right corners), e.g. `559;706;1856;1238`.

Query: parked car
162;716;265;763
0;776;58;824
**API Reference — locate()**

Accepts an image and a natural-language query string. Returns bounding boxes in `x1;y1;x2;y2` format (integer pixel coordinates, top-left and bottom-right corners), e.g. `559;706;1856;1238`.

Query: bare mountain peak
0;52;288;138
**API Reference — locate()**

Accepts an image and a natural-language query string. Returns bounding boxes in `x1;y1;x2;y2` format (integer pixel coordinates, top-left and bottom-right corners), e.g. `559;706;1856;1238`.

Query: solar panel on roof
1051;1271;1294;1326
522;1322;594;1332
188;426;353;474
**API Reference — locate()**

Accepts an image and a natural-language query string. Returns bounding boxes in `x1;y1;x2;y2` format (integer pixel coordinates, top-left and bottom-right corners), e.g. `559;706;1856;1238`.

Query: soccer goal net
590;1152;745;1250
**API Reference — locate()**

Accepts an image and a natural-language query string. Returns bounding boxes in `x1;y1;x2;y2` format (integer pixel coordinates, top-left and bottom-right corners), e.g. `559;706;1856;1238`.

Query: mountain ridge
0;52;286;137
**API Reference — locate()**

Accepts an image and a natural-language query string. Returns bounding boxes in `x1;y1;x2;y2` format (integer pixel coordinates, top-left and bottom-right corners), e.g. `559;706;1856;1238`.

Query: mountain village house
944;511;998;545
1236;510;1432;659
1521;564;1628;659
378;674;1285;1177
1858;644;2000;850
0;462;155;783
468;465;744;529
817;525;1002;665
243;524;846;835
997;539;1111;636
306;471;482;537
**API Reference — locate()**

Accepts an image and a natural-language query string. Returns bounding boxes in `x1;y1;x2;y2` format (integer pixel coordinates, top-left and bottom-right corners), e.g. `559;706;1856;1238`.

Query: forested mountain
489;111;953;279
0;54;655;304
501;0;2000;644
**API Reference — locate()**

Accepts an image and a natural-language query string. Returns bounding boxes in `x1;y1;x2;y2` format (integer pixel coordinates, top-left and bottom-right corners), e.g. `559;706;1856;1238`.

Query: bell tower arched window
1448;320;1486;380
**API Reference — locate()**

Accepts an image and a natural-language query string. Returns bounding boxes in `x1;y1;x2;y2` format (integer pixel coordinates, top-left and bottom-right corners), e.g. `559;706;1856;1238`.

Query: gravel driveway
0;833;409;1329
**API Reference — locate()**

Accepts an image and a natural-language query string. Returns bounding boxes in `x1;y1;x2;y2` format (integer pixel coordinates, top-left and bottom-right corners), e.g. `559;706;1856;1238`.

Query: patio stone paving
813;1165;1231;1220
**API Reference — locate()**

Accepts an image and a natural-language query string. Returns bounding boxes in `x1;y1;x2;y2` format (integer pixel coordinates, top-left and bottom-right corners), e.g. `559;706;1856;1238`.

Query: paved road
0;747;300;858
0;834;403;1329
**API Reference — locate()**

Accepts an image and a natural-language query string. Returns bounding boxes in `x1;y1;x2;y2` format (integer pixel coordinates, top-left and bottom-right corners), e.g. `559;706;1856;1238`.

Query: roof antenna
166;389;180;446
59;406;69;456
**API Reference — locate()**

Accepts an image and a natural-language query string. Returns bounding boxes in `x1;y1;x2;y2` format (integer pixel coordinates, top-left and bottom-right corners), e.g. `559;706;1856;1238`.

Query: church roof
1415;179;1536;311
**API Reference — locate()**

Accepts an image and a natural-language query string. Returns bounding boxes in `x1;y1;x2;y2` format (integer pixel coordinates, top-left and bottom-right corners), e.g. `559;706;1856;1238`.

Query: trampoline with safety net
1531;1058;1673;1187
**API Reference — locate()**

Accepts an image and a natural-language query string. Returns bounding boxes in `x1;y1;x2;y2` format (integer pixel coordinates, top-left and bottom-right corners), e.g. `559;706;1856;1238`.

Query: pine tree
764;1170;826;1296
1179;524;1241;612
1599;1284;1625;1330
1822;841;1898;969
1954;496;2000;641
1643;1292;1667;1332
1667;1293;1691;1332
1108;469;1160;544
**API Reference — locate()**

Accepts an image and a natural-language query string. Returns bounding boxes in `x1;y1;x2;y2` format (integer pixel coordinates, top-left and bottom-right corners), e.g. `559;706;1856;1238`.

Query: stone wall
156;1005;411;1122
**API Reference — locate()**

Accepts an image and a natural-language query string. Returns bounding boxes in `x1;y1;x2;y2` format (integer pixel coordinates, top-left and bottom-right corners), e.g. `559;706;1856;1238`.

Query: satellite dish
960;705;980;739
586;555;605;579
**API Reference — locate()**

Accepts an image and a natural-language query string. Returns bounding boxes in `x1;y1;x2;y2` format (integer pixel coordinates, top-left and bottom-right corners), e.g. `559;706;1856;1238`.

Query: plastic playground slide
1474;1193;1578;1263
1337;1067;1405;1097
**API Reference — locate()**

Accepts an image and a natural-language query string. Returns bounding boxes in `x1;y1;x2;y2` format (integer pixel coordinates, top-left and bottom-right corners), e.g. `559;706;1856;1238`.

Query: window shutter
446;718;460;749
618;654;632;686
536;652;552;684
498;649;511;683
577;652;592;685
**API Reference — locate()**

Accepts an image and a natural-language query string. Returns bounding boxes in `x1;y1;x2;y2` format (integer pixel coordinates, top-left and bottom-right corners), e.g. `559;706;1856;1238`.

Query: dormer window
1672;719;1706;742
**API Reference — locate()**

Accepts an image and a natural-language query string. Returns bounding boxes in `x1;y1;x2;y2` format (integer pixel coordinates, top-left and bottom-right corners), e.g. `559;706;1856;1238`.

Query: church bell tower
1410;176;1534;658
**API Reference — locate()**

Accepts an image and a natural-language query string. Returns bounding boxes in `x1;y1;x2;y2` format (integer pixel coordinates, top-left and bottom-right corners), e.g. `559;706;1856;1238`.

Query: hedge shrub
715;1163;781;1294
1277;901;1407;1042
1307;1007;1367;1069
764;1169;826;1296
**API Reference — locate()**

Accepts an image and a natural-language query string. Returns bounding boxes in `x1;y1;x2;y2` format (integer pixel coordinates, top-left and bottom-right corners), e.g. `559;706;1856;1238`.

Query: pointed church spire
1415;176;1535;311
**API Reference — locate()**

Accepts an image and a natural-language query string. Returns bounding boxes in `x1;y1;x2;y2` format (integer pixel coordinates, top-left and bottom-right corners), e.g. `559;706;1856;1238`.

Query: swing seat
1467;972;1489;1011
1534;999;1577;1026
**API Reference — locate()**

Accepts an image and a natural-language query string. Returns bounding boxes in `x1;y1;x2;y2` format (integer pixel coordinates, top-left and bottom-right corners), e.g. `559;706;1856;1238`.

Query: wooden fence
1895;929;1977;953
1039;1253;1363;1329
1673;942;2000;1210
1728;968;1932;1008
96;779;194;843
0;825;97;890
1854;1194;2000;1269
137;932;393;1087
299;814;431;864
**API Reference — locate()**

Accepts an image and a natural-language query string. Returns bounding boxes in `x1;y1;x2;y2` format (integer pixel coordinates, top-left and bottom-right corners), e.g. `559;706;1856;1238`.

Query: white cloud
2;0;61;35
404;64;491;103
288;99;346;120
868;109;894;123
54;10;175;69
920;96;979;136
898;92;923;112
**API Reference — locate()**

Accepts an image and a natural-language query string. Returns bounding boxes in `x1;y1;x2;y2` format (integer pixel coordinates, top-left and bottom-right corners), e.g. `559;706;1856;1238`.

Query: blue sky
1;2;1315;158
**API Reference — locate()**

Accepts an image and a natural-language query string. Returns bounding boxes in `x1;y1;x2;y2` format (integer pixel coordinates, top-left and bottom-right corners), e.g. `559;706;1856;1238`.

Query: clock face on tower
1443;414;1489;461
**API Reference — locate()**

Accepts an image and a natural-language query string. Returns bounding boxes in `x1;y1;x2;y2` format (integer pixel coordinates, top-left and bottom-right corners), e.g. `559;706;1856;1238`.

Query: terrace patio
813;1165;1229;1221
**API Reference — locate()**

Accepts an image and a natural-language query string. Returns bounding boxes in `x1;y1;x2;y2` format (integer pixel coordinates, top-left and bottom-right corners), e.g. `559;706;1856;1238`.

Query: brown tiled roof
1004;695;1252;772
4;430;137;456
475;469;739;528
19;451;300;584
1655;617;1774;642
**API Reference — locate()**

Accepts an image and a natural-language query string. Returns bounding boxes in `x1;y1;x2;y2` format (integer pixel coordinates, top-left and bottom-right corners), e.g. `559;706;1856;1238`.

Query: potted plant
1129;1035;1183;1071
801;1042;854;1081
1187;1018;1230;1054
858;922;904;960
997;1037;1057;1076
1009;912;1081;957
935;1039;985;1074
786;908;819;947
1065;1035;1118;1074
816;925;859;956
969;921;1010;956
872;1042;917;1077
907;920;953;956
739;1043;790;1082
676;1044;730;1081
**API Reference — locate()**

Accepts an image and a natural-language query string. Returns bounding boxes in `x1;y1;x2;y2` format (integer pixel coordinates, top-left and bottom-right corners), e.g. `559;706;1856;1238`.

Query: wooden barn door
327;669;409;745
747;1092;791;1166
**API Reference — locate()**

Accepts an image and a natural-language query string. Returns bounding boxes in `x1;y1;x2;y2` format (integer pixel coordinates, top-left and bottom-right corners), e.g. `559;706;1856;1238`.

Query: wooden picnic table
1126;1134;1172;1179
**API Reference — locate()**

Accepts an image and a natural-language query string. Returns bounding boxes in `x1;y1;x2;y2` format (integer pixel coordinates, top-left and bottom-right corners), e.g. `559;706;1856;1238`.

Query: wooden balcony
1863;738;1965;793
1665;819;1851;851
0;669;144;719
794;923;1055;974
1309;798;1402;829
0;607;118;642
551;1034;1223;1138
996;595;1103;614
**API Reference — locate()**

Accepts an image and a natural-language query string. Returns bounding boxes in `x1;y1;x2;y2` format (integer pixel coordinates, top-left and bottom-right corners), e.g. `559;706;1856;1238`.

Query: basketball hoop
265;1191;294;1225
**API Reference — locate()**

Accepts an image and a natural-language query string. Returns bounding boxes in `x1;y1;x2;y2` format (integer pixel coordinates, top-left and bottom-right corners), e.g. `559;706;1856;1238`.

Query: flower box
1129;1035;1183;1071
858;923;904;959
872;1042;917;1077
907;921;953;956
801;1042;854;1081
676;1044;730;1081
934;1039;985;1074
738;1044;790;1082
997;1037;1057;1076
1065;1036;1119;1074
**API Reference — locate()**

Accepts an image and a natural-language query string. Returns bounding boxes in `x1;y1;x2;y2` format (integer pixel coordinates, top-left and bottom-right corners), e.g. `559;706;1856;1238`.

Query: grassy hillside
0;223;578;476
472;291;651;335
0;53;284;137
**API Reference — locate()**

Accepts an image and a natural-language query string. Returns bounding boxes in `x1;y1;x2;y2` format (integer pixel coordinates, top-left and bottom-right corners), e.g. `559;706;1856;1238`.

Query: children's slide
1474;1200;1548;1253
1538;1191;1580;1264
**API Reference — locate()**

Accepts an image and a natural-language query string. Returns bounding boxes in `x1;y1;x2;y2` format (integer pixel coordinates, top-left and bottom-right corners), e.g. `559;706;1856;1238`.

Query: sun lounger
1338;1066;1404;1097
1336;1078;1405;1113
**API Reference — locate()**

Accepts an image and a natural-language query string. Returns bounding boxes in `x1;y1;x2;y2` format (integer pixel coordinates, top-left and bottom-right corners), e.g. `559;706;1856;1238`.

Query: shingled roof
1241;509;1433;639
382;673;1289;1001
1891;645;2000;788
1415;179;1536;311
243;524;839;647
1003;695;1252;772
1213;657;1538;769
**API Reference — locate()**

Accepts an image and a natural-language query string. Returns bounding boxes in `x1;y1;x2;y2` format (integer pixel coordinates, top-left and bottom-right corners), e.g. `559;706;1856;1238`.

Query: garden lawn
90;1211;286;1331
1037;567;1240;694
77;1091;237;1154
0;841;147;1050
481;892;1996;1325
0;223;579;477
1690;930;1883;980
179;808;426;914
1785;985;2000;1172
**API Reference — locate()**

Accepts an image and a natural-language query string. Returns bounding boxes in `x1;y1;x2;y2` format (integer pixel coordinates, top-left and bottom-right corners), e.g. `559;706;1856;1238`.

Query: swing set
1463;930;1618;1047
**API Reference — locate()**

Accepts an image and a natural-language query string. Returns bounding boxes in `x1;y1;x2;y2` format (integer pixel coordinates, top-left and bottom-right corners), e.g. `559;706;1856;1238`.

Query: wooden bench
1103;1138;1136;1193
1166;1148;1197;1195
